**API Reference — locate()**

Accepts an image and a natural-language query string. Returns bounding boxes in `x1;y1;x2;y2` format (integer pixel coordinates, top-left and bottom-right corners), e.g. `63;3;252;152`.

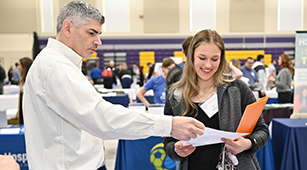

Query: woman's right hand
174;141;196;157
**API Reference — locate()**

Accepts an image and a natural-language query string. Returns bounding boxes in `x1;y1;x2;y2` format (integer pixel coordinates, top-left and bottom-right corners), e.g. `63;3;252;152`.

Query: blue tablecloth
115;137;176;170
272;118;307;170
256;126;275;170
0;125;28;170
267;98;278;104
103;94;129;107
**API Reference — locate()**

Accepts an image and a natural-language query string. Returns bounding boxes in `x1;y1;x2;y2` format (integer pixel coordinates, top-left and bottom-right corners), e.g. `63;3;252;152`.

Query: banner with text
294;31;307;113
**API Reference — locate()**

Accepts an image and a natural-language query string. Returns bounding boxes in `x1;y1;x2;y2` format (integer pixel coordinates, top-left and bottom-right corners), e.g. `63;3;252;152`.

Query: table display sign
293;31;307;113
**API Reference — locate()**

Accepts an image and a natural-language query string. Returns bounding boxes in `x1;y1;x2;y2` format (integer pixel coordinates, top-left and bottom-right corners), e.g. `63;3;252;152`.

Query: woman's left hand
221;137;252;155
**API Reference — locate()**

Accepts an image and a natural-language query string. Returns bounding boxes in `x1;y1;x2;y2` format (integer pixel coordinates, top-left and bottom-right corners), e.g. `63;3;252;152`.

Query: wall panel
229;0;265;32
0;0;37;33
143;0;179;33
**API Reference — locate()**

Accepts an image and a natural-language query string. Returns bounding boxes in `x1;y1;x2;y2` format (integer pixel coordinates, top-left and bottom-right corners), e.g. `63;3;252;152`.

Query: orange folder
236;96;269;135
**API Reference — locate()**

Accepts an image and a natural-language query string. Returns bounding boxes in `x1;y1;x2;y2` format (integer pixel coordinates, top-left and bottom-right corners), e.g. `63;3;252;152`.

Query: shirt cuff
153;115;172;137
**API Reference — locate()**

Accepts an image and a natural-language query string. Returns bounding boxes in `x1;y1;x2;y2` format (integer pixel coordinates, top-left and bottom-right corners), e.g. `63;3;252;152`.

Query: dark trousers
277;91;292;103
97;165;106;170
0;82;3;94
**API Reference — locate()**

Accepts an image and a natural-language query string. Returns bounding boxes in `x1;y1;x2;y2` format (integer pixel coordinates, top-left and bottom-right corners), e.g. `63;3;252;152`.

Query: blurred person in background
11;62;21;85
8;57;33;125
118;63;133;88
104;60;117;87
268;54;294;103
166;36;193;94
132;62;144;87
146;62;155;81
227;58;243;79
7;65;14;83
90;64;102;84
137;58;175;108
240;57;258;90
267;59;276;90
81;63;87;75
252;55;267;97
0;60;6;94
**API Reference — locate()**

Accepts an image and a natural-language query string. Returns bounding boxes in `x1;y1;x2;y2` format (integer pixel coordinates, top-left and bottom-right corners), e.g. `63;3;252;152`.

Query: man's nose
94;36;102;46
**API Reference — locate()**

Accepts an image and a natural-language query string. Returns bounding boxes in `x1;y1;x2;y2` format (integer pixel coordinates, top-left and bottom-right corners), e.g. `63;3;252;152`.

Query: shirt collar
47;38;82;69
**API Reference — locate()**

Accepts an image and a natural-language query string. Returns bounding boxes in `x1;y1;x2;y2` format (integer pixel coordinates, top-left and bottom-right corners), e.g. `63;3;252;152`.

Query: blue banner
115;137;176;170
0;126;28;170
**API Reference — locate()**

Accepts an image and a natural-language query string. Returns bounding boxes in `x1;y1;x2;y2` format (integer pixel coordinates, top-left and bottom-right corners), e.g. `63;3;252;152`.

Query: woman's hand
268;76;275;82
174;141;196;157
221;136;252;155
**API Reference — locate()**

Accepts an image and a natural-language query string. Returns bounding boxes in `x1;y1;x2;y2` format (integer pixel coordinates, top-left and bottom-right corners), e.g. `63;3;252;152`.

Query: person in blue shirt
137;58;175;107
90;64;102;84
240;57;258;90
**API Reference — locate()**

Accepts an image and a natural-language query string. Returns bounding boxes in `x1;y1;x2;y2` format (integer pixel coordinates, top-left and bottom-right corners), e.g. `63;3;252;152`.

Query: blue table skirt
256;134;275;170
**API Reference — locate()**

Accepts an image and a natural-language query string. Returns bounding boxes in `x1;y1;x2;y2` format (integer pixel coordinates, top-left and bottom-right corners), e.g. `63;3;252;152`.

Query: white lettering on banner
299;38;307;46
4;152;27;164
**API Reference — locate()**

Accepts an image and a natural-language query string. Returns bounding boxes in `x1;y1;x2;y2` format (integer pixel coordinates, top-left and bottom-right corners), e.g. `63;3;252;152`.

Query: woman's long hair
19;57;33;86
279;54;294;75
171;29;232;116
17;57;33;123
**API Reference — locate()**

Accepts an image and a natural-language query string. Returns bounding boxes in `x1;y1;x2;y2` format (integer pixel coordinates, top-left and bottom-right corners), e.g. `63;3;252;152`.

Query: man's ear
62;19;73;38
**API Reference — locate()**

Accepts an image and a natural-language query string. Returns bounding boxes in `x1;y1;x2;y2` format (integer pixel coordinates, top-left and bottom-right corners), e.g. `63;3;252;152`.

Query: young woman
8;57;33;124
163;29;268;170
268;54;294;103
137;58;175;108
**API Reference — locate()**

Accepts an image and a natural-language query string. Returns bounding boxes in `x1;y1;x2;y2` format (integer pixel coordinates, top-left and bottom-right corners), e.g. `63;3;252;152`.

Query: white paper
181;127;249;147
0;128;20;134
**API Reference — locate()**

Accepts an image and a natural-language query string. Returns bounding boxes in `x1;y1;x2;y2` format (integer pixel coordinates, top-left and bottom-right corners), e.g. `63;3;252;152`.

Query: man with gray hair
23;1;205;170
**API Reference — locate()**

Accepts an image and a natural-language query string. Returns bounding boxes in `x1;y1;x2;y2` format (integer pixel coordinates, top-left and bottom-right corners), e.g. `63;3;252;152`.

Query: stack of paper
181;96;269;147
182;127;248;146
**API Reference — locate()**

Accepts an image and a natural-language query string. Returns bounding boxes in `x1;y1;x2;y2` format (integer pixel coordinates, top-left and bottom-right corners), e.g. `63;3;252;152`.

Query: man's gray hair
56;1;105;34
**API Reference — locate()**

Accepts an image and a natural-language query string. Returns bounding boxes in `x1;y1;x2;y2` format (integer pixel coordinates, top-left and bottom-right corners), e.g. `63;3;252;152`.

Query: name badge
199;93;218;118
251;72;255;77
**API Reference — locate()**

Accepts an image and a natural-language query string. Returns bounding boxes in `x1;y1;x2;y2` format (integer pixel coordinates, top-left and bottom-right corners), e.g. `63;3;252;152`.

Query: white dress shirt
23;38;172;170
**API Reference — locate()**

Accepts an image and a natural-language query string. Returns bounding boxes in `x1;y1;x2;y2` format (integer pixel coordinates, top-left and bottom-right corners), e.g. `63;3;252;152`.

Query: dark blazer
163;79;268;170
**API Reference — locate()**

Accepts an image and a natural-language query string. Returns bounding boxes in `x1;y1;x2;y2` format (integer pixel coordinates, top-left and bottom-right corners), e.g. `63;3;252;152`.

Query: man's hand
174;141;196;157
221;136;252;155
171;117;205;141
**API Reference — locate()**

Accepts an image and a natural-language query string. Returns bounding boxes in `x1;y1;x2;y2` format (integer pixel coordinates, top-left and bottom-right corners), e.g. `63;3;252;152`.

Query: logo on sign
150;143;176;170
